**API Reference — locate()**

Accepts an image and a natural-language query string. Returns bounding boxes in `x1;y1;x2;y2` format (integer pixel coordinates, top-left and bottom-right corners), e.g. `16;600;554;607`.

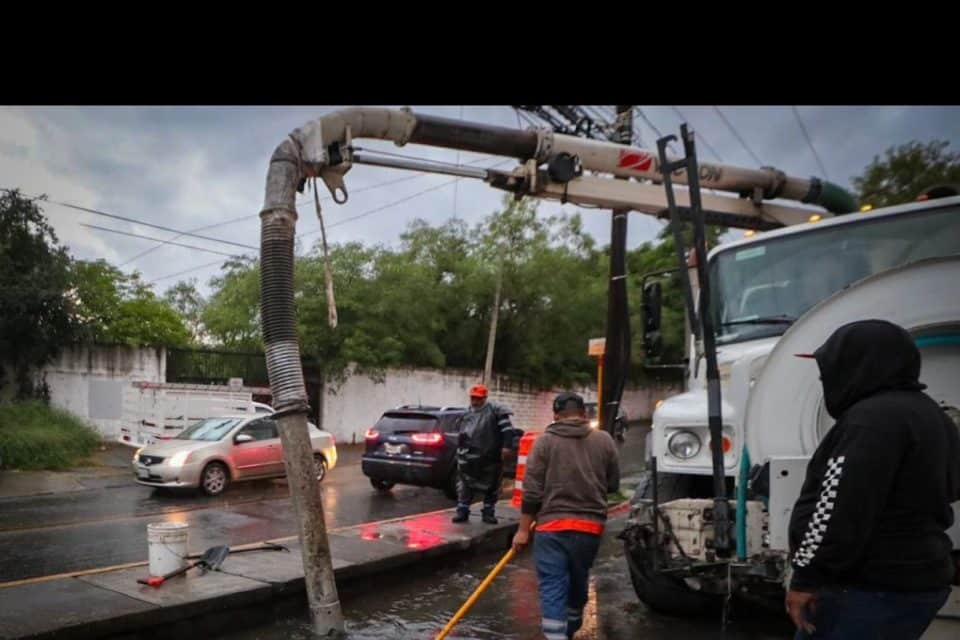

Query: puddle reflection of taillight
411;432;443;446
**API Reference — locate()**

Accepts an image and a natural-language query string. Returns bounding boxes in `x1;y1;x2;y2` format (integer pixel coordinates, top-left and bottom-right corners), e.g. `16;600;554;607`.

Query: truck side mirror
642;281;663;358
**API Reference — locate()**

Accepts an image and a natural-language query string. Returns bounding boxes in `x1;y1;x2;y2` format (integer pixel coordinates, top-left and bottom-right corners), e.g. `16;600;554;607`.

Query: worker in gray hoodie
512;391;620;640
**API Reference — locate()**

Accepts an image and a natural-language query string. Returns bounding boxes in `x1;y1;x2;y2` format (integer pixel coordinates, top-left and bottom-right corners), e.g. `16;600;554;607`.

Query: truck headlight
168;451;191;468
667;430;702;459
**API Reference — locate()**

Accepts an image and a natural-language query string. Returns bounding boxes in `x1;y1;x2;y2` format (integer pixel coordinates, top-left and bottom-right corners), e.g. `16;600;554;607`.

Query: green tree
70;259;190;347
163;279;206;342
853;139;960;208
472;196;609;386
200;257;261;350
0;190;77;398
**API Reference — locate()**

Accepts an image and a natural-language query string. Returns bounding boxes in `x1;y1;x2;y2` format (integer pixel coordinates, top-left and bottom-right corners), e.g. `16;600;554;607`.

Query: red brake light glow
411;432;444;445
365;429;379;440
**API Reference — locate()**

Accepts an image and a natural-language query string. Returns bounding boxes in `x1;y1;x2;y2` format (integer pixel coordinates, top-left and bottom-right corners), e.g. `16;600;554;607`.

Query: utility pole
600;105;633;435
482;268;502;384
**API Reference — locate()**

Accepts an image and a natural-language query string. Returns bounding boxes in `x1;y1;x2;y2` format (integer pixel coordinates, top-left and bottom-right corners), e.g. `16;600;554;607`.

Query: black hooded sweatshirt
788;319;960;592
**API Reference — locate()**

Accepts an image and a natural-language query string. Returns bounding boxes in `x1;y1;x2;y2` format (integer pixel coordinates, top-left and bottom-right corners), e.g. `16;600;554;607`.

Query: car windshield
176;417;242;441
709;204;960;345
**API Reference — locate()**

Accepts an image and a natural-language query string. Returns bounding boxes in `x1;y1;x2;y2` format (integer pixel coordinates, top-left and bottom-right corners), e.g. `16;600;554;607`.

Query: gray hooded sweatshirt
521;417;620;528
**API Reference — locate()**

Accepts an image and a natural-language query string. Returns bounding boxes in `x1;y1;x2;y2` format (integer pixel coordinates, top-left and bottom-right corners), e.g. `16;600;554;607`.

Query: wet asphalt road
0;451;455;583
221;516;793;640
0;429;797;638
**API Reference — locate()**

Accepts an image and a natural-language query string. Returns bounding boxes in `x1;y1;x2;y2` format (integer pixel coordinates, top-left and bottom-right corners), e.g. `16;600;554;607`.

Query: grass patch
0;401;102;470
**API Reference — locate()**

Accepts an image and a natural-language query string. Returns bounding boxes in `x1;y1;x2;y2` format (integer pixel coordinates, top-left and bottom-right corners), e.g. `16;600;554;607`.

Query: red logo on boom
618;151;654;172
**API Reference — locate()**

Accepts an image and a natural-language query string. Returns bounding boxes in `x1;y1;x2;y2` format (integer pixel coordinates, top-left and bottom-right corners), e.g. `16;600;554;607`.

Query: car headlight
133;447;143;463
589;419;599;429
667;430;702;459
168;451;191;468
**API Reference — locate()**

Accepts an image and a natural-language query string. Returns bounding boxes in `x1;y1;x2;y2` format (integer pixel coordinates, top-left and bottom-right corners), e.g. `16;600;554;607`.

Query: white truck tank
745;255;960;629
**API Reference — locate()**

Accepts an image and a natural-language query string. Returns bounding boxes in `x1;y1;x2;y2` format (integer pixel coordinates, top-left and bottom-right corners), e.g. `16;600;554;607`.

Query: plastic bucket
147;522;188;576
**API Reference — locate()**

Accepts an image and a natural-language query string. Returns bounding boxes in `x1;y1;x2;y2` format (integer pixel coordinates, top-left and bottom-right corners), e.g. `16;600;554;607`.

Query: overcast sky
2;105;958;295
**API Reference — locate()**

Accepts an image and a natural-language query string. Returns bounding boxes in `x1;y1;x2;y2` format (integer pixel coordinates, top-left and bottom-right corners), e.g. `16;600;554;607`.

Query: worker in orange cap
452;383;517;524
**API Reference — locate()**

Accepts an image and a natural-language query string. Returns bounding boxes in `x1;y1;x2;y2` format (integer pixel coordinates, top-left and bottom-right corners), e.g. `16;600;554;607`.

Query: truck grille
139;454;165;466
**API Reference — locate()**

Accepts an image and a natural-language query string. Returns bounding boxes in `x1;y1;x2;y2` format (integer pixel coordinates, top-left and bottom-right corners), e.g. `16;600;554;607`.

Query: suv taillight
365;429;379;441
411;432;443;446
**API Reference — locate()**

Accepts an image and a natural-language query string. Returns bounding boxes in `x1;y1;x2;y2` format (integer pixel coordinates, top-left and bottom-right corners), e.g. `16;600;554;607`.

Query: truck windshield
709;205;960;345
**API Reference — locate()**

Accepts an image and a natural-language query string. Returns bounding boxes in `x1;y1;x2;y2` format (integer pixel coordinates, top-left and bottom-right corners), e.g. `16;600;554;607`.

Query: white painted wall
39;345;165;440
11;344;680;445
320;365;679;445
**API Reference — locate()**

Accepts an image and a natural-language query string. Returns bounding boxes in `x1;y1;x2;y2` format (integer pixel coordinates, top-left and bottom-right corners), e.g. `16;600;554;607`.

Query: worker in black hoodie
786;319;960;639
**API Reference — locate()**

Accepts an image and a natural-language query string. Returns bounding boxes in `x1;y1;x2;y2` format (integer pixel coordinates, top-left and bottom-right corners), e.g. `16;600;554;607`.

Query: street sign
588;338;606;357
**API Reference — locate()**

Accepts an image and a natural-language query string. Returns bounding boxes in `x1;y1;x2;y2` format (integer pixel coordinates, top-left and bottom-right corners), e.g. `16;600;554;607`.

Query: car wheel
314;454;327;482
200;462;230;496
369;477;395;492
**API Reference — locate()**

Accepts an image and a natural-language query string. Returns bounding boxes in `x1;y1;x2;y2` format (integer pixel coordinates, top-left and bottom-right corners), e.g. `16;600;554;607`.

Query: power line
516;109;539;129
670;106;725;162
151;257;234;284
712;106;763;166
634;108;679;155
117;212;257;267
301;159;513;236
80;223;243;258
304;178;464;237
149;158;514;285
635;109;665;138
123;173;437;267
124;161;500;268
46;200;258;250
791;106;831;180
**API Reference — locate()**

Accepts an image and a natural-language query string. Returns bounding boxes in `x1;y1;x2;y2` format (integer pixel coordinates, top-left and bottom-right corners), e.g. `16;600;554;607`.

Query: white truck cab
632;194;960;630
652;196;960;479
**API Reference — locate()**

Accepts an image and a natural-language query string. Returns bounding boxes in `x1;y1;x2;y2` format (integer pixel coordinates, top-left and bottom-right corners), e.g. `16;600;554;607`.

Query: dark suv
362;406;466;500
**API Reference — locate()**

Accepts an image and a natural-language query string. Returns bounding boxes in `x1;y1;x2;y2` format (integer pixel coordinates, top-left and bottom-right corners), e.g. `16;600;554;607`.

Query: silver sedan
131;414;337;495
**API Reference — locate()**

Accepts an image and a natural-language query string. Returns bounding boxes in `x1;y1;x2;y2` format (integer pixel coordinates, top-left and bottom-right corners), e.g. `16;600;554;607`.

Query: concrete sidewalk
0;443;133;499
0;501;524;640
0;486;639;640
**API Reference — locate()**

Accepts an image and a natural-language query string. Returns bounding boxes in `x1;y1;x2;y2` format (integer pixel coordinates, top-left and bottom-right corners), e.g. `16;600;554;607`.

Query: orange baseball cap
469;384;488;397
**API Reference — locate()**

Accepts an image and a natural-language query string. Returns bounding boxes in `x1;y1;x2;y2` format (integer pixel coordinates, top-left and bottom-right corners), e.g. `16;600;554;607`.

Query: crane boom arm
285;107;857;231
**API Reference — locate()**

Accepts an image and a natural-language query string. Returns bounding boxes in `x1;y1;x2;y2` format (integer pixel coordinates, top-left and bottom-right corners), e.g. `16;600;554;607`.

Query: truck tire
625;470;723;616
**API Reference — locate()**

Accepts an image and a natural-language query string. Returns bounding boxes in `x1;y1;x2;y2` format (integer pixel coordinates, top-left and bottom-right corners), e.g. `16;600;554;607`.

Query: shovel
137;545;231;587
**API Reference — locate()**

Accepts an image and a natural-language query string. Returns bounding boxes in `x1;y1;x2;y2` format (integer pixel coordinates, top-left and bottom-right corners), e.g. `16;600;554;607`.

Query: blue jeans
534;530;602;640
794;587;951;640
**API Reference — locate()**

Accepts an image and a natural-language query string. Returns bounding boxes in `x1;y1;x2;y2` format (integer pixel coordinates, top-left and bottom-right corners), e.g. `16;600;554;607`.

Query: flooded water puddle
224;550;543;639
219;527;791;640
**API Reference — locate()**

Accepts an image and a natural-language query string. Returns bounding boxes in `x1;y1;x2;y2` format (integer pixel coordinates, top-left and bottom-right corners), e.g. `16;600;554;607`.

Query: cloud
2;105;959;296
